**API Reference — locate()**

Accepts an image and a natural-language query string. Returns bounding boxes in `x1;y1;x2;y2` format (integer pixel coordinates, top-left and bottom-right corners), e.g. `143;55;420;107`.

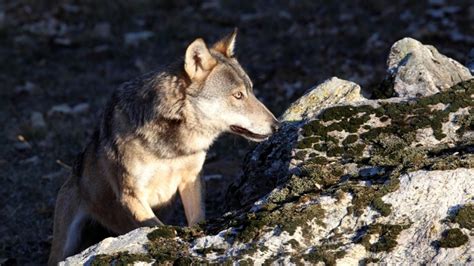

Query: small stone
92;45;110;55
14;142;31;151
71;103;90;114
48;104;72;116
30;112;47;129
124;31;154;47
15;81;38;94
54;37;72;46
92;22;112;39
19;156;40;165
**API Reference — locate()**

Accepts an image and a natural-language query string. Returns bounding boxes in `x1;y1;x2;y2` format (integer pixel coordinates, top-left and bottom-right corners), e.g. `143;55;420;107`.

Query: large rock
225;77;366;211
282;77;365;121
387;37;472;98
61;228;154;265
63;39;474;265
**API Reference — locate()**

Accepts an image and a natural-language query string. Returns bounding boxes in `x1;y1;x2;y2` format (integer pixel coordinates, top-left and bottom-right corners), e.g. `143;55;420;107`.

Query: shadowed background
0;0;472;264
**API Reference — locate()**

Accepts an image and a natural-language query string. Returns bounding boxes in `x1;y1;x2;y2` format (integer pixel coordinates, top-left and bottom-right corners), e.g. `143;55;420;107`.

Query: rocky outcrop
63;38;474;265
387;37;472;98
281;77;365;121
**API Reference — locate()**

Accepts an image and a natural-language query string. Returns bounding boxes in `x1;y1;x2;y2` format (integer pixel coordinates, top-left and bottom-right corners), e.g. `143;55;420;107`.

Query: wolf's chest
129;152;206;208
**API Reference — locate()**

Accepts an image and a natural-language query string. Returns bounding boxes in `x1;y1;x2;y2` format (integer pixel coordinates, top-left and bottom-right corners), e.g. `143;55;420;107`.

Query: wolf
48;30;279;265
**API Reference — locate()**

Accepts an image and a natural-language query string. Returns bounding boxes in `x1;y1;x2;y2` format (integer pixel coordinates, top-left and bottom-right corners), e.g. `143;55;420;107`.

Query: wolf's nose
271;121;281;133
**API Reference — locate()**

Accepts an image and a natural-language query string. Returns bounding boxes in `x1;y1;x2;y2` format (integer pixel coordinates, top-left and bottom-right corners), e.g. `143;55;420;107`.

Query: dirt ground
0;0;472;264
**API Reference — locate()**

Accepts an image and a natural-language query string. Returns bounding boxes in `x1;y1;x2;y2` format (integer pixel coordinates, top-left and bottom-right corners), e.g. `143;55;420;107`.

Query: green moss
355;105;376;113
371;197;392;217
455;111;474;137
147;235;193;264
294;151;307;160
327;146;345;157
438;228;468;248
342;134;358;145
320;106;356;122
91;225;203;265
360;257;381;264
303;245;346;266
297;136;320;149
370;77;396;99
346;143;366;158
263;256;278;266
358;223;411;253
379;116;389;122
344;178;399;217
301;164;344;188
237;212;272;242
147;226;177;240
307;156;328;164
312;143;323;150
143;226;202;264
239;259;254;266
90;252;152;266
325;135;339;144
360;128;379;141
195;245;225;255
346;114;371;132
287;239;301;249
327;123;344;132
430;154;474;170
236;199;325;242
279;204;325;235
453;204;474;230
301;120;328;137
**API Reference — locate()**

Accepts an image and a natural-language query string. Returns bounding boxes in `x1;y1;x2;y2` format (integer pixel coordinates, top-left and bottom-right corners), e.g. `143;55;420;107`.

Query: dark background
0;0;472;264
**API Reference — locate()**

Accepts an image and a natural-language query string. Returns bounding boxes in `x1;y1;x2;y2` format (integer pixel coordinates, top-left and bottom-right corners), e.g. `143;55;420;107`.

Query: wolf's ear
185;38;217;81
212;28;237;57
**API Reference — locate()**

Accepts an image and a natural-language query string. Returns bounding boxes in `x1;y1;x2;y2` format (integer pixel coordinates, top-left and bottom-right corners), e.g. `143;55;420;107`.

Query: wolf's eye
234;91;243;99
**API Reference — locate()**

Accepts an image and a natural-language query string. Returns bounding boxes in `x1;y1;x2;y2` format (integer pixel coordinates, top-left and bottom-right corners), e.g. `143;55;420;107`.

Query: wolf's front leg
120;193;164;228
179;175;205;226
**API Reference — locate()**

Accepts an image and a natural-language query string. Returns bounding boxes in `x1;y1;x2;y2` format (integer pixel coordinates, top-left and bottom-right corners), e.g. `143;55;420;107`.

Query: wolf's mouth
230;125;270;141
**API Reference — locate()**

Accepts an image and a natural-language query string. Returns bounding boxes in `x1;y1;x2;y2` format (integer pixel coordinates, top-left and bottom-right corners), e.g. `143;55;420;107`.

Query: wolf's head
183;30;279;142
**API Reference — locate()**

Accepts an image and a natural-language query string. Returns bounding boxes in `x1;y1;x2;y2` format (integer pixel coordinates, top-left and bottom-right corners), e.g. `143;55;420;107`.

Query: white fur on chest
129;152;206;208
187;131;217;153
